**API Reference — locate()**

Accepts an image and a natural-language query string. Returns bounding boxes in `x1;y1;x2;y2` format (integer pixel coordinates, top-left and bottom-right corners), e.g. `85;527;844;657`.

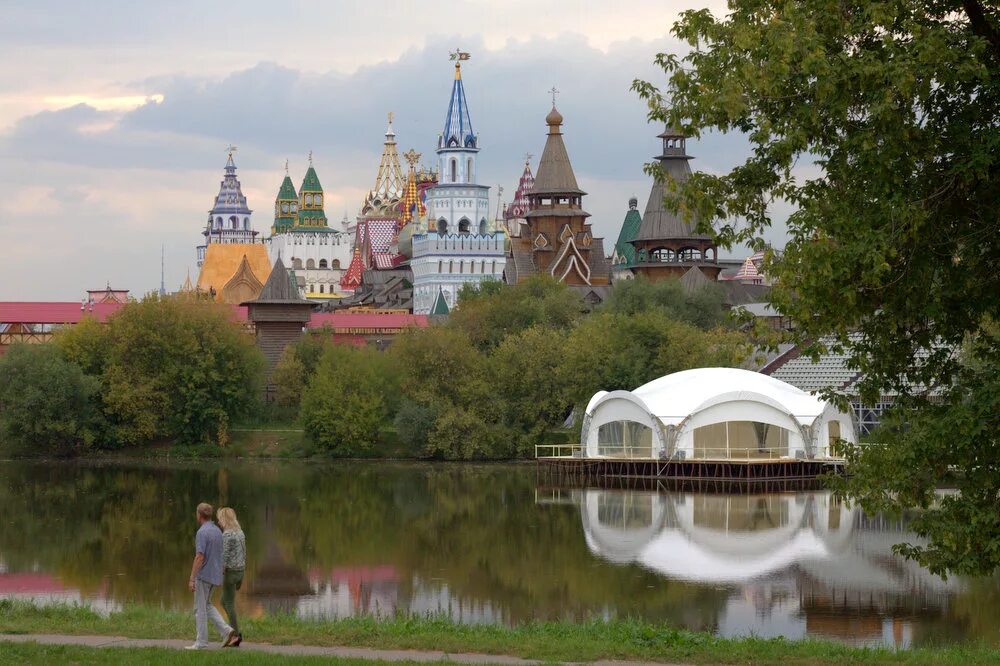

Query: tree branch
962;0;1000;62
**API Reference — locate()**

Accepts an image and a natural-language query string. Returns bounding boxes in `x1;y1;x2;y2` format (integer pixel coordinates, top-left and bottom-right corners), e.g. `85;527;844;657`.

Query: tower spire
160;244;166;296
441;50;475;149
361;112;404;216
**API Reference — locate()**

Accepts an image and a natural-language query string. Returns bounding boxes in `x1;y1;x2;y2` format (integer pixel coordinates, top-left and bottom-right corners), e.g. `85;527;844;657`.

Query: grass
0;642;474;665
2;600;1000;665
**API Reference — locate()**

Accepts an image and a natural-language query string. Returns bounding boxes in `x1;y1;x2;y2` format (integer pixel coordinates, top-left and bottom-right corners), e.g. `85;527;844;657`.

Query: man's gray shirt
195;521;224;586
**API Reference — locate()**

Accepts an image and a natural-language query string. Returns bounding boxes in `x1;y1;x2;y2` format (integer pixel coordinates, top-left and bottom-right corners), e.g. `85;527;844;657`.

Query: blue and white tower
197;146;259;266
411;51;506;314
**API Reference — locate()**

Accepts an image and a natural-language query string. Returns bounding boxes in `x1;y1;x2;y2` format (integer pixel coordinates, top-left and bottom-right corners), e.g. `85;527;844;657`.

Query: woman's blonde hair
217;507;241;531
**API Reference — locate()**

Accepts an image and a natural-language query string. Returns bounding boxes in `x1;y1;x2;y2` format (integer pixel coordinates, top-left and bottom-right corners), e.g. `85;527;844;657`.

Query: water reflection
0;460;996;648
578;489;957;646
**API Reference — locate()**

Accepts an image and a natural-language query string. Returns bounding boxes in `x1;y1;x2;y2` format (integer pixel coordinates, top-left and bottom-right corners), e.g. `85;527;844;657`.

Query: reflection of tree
0;461;722;629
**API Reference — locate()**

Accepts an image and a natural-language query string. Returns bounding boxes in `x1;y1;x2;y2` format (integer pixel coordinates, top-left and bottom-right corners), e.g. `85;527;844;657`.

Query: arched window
652;248;675;262
437;219;448;235
450;159;457;183
215;216;223;228
243;217;249;229
292;258;303;270
305;194;313;205
478;218;487;235
319;259;328;269
315;194;322;206
331;259;341;269
458;218;471;234
466;158;473;183
306;258;316;269
230;216;238;229
281;203;289;213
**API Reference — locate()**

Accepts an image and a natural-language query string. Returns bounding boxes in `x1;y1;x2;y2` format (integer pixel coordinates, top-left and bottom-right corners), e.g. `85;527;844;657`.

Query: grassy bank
2;601;999;665
0;642;447;665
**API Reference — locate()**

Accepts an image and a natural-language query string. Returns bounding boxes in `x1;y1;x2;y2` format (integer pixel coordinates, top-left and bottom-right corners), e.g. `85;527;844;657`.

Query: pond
0;460;997;648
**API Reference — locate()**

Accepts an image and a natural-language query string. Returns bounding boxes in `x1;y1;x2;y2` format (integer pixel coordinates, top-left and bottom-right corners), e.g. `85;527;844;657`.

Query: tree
559;312;748;409
301;344;391;455
449;276;584;350
56;295;264;447
600;276;729;329
0;344;103;455
634;1;1000;573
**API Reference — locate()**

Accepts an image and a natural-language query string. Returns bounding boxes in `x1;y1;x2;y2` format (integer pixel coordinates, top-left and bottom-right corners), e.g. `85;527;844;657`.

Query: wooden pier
536;456;846;489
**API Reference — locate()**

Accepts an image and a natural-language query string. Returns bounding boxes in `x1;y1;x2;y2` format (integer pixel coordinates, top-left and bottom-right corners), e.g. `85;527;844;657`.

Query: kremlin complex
0;52;771;361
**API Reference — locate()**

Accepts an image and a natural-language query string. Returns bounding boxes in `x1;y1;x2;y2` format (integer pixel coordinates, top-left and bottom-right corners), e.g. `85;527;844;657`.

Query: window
479;218;487;235
597;421;653;458
306;194;313;205
243;217;249;229
281;203;289;213
458;218;471;234
319;284;325;293
828;421;843;457
292;258;303;270
306;259;316;269
466;158;473;182
215;216;223;228
230;216;238;229
437;219;448;235
331;259;340;269
319;259;328;269
691;421;790;460
450;159;457;183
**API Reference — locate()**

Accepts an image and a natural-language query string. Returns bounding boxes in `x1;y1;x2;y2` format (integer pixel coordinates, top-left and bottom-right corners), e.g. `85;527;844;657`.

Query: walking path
0;633;688;665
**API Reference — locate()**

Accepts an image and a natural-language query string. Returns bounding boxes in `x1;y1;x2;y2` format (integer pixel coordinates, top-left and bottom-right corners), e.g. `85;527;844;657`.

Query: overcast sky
0;0;788;300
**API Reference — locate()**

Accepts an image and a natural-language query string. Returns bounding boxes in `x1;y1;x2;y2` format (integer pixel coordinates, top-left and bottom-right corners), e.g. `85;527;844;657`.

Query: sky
0;0;787;300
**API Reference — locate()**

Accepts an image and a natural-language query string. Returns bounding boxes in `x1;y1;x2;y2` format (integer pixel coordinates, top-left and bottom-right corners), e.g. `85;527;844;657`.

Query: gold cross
403;149;421;166
549;87;559;106
388;111;394;125
308;150;313;165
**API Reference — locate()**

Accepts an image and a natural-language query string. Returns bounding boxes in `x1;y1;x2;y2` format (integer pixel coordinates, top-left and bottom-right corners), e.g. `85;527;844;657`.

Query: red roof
309;312;428;330
0;302;123;324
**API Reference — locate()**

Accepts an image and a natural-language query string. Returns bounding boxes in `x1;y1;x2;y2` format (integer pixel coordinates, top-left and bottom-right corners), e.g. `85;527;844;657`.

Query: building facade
410;53;506;315
506;104;610;300
265;158;354;299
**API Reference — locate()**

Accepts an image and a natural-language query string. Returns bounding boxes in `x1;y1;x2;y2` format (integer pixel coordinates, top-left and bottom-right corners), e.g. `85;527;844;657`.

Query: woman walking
216;507;246;647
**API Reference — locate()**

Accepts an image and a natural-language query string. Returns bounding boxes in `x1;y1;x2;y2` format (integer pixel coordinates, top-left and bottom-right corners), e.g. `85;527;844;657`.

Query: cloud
0;30;781;300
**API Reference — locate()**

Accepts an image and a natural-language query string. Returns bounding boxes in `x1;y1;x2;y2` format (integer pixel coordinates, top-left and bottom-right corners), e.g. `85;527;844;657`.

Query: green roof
431;288;450;315
300;166;323;193
613;205;642;267
277;175;297;201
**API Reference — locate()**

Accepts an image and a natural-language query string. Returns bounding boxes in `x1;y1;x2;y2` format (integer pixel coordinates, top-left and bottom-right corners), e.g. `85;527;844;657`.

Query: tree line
279;276;748;459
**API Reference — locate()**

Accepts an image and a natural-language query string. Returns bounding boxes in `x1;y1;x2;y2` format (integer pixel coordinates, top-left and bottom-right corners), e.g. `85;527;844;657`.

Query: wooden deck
536;456;846;485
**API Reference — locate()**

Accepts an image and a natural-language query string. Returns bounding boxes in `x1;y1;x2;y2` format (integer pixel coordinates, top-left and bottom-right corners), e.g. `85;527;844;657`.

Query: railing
535;443;584;459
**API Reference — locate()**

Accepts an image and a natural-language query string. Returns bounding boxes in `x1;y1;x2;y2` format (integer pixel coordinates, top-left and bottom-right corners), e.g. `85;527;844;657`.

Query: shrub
0;344;103;455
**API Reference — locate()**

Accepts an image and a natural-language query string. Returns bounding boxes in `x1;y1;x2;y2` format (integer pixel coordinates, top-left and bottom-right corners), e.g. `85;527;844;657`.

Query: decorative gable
533;232;549;250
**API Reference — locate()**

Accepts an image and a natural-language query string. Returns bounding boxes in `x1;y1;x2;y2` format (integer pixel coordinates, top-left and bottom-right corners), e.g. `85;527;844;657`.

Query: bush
0;345;103;455
301;345;391;455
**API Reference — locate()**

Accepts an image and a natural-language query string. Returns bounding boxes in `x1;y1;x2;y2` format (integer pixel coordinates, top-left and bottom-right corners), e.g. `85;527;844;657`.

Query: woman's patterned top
222;528;246;571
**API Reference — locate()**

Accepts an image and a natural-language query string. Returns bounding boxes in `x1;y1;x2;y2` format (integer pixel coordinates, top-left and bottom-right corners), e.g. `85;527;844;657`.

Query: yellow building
197;244;272;304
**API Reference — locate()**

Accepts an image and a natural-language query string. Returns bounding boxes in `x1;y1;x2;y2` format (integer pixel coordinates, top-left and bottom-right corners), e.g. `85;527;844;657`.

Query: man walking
187;502;238;650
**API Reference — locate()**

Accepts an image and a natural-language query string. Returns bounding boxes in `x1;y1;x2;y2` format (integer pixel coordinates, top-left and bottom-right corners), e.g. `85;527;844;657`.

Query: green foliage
600;277;729;330
53;295;264;447
0;344;103;455
301;344;393;455
634;1;1000;573
450;275;584;350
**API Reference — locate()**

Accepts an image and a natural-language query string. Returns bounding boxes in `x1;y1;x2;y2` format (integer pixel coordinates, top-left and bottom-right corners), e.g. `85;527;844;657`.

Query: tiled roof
531;106;585;196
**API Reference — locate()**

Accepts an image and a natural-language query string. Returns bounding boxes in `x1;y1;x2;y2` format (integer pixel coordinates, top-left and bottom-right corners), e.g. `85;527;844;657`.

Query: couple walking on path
187;502;246;650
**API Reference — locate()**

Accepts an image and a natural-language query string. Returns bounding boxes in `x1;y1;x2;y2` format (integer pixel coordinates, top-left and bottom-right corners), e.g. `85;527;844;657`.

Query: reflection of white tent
582;368;858;459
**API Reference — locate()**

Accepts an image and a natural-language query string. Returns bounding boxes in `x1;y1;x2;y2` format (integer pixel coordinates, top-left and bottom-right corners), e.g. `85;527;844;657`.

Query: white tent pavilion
581;367;857;460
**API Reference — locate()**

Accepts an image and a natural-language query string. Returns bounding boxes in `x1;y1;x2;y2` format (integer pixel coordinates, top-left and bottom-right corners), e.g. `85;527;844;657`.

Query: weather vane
226;144;238;158
549;87;559;106
308;150;313;165
525;152;533;164
449;48;471;61
284;159;289;175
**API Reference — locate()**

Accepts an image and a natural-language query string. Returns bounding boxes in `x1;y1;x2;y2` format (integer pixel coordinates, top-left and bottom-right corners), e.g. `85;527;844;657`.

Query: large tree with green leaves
634;1;999;574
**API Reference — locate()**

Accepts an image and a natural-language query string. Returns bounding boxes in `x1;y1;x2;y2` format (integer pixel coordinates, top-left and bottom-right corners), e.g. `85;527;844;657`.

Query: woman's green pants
221;568;244;633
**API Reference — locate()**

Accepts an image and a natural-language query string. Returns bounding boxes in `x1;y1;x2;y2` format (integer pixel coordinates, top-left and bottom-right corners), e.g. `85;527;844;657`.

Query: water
0;460;997;648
